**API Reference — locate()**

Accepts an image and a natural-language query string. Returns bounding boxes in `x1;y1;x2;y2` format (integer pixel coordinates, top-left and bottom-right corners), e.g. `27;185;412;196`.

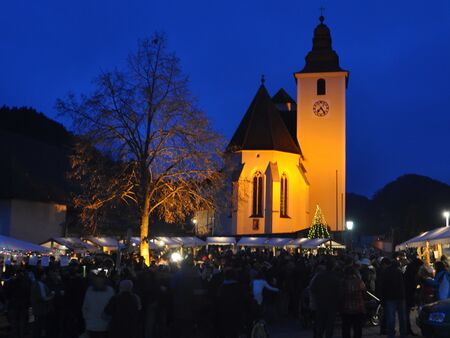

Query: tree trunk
140;193;151;265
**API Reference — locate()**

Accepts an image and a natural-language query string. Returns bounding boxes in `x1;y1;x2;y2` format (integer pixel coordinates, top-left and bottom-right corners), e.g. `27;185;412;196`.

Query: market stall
0;235;50;254
266;237;293;248
171;237;205;248
396;226;450;263
84;236;119;253
302;238;346;249
155;237;182;248
285;237;312;249
206;237;236;246
236;237;268;247
41;237;98;254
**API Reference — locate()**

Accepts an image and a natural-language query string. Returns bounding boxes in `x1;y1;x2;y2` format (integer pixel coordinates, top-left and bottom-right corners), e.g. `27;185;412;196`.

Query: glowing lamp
346;221;354;231
443;211;450;227
171;252;183;263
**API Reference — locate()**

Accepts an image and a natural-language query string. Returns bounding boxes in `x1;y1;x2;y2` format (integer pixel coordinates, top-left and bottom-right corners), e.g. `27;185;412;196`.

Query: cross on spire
261;74;265;85
319;7;325;23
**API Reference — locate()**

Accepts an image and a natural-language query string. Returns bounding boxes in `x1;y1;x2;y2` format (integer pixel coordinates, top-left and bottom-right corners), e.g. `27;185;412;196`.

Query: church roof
226;85;301;155
297;16;346;74
272;88;296;106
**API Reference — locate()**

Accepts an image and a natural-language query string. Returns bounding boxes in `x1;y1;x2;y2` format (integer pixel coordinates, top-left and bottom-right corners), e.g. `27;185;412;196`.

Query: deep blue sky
1;1;450;197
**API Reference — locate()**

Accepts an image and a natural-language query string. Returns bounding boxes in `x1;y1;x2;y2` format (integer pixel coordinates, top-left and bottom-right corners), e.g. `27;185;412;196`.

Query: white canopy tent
206;237;236;246
266;238;293;247
302;238;346;249
84;236;119;251
156;237;182;248
124;237;159;250
171;237;205;248
0;235;50;253
395;228;439;251
285;238;312;248
427;227;450;245
237;237;268;247
41;237;98;253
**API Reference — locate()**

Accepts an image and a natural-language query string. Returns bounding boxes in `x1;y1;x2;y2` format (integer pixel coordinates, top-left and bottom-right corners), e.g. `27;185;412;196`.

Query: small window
252;171;264;217
252;219;260;230
280;173;288;217
317;78;326;95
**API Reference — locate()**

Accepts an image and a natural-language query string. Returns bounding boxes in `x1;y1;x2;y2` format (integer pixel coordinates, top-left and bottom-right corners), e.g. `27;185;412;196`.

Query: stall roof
85;236;118;249
285;238;312;248
206;237;236;245
0;235;50;253
266;237;293;247
302;238;346;249
41;237;97;252
155;237;181;248
124;237;159;250
427;227;450;245
395;227;449;251
237;237;268;247
171;237;205;248
395;229;436;251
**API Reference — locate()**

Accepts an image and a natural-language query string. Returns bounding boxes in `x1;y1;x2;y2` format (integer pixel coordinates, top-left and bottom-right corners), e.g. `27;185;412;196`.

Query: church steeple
298;16;344;73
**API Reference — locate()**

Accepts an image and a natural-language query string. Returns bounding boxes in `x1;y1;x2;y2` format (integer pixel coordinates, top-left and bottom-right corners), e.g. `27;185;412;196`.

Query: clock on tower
295;15;348;231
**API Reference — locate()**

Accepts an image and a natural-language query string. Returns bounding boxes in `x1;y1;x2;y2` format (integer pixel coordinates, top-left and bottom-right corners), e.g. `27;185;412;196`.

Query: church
225;16;348;235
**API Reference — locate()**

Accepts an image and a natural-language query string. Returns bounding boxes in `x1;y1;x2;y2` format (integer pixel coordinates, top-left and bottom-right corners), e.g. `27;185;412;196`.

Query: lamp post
443;211;450;227
346;221;354;250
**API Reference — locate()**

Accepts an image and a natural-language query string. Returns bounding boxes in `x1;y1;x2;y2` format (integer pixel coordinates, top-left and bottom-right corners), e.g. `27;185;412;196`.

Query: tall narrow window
317;78;326;95
252;172;264;217
280;173;288;217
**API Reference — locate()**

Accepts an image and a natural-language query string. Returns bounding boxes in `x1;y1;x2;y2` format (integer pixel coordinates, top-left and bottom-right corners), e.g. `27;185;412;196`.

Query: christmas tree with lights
307;205;330;239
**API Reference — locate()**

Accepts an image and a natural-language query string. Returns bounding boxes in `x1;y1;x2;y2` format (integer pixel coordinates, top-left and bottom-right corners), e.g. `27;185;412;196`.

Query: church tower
295;16;348;231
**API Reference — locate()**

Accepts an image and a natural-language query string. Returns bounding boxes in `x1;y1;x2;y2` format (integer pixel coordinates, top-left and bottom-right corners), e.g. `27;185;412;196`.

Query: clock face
313;100;329;117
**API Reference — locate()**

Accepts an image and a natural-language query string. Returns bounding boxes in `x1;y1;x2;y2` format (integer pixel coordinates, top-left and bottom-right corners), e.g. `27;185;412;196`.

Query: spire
226;85;301;155
297;16;345;74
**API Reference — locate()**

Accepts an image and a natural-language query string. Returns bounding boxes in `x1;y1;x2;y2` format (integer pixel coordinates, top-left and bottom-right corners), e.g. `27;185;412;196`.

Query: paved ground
0;311;424;338
268;310;424;338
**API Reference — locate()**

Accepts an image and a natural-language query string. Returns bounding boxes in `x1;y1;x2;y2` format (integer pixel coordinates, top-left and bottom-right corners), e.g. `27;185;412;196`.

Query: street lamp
346;221;354;231
443;211;450;227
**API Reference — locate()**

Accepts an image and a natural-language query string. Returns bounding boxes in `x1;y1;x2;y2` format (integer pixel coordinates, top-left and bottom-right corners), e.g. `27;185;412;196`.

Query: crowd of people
0;247;450;338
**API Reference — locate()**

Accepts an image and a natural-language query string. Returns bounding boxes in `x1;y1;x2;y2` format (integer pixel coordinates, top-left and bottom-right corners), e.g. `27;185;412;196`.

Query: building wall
296;71;347;231
232;150;309;235
0;199;66;243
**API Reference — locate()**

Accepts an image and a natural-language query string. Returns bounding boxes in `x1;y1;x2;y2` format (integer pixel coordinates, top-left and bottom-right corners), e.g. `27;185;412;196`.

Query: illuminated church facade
226;16;348;235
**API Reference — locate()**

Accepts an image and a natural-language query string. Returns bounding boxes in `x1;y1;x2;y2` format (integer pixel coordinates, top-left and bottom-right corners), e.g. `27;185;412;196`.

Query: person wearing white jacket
252;271;279;306
82;274;115;338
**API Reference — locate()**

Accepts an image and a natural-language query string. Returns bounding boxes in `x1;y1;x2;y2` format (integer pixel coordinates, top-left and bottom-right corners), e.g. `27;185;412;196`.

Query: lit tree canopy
57;33;224;262
307;204;331;239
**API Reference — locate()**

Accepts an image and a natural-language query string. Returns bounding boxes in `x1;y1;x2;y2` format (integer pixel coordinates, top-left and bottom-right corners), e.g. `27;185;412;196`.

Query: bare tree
58;33;223;263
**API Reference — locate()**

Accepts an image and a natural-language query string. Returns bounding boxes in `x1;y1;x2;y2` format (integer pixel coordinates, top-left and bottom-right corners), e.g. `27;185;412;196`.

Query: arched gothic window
317;78;326;95
252;171;264;217
280;173;288;217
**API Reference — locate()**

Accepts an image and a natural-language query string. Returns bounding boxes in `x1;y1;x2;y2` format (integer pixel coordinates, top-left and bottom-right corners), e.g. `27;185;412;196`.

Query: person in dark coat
215;268;246;338
309;258;342;338
5;268;31;338
30;270;55;338
104;279;141;338
403;257;423;335
380;258;407;338
62;263;87;338
340;267;366;338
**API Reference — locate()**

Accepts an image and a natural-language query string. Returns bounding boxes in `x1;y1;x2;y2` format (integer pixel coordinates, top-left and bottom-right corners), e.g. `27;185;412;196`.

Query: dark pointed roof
226;85;301;154
272;89;299;152
297;16;346;74
272;88;296;107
